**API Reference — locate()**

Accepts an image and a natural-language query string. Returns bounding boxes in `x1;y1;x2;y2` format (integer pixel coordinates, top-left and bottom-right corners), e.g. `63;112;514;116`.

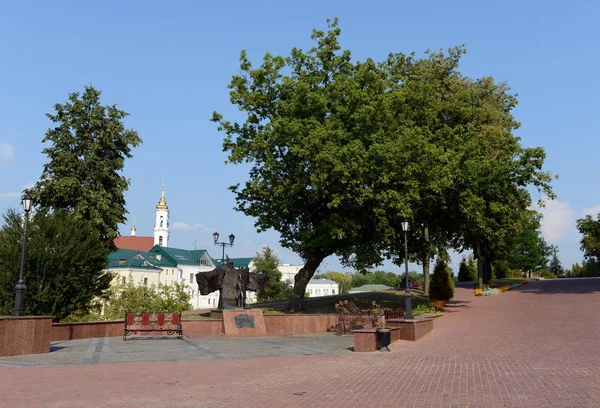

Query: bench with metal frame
123;312;183;341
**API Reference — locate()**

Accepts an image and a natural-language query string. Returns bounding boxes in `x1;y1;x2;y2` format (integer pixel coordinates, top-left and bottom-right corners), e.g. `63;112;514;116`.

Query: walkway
1;278;599;407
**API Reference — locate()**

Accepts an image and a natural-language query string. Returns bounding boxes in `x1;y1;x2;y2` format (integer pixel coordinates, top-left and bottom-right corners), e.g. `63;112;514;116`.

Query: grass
249;289;430;314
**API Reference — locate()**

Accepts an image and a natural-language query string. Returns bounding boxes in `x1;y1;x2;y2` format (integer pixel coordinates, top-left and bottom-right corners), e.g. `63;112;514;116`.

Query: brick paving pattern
1;278;599;407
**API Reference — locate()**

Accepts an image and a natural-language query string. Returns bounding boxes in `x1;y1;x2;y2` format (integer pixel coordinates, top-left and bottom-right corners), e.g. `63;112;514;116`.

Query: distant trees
548;246;564;277
253;246;292;302
576;213;600;262
457;256;477;282
506;213;551;277
314;270;412;292
314;271;352;294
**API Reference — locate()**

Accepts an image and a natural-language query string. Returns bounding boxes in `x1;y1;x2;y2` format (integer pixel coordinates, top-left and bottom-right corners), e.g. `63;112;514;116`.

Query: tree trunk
483;255;492;285
477;240;484;288
422;226;431;296
288;251;329;312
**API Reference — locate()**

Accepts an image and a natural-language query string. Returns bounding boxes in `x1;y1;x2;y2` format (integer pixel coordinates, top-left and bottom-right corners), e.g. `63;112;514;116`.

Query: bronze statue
196;257;268;309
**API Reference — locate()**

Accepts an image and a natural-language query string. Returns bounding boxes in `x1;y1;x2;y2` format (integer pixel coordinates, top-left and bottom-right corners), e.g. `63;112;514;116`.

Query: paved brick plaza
1;278;599;407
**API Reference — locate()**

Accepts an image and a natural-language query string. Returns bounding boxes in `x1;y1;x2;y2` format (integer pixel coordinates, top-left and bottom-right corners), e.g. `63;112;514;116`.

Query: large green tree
575;213;600;261
0;209;112;320
32;86;142;250
212;19;554;310
212;19;410;310
507;212;551;277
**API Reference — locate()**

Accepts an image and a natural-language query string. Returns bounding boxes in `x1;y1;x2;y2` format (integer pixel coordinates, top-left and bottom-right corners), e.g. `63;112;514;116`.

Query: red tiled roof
114;236;154;252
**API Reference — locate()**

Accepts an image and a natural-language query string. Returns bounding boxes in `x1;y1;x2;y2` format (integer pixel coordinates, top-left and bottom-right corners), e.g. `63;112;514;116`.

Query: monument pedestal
222;309;267;337
210;309;223;320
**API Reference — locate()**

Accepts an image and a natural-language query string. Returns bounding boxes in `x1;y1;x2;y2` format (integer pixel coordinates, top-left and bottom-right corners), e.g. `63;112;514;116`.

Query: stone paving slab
1;278;600;407
0;333;355;366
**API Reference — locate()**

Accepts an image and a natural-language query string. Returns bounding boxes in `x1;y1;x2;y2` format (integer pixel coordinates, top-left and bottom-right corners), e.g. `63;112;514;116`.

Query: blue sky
1;1;598;274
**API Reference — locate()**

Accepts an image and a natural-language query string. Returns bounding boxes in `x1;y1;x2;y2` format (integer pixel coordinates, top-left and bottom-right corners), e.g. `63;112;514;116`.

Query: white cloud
0;143;14;165
581;204;600;218
0;192;19;200
172;222;213;231
536;198;575;244
0;182;38;201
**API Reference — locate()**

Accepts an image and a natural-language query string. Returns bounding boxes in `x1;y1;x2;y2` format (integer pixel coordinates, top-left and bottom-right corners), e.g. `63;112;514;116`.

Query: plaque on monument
234;314;255;329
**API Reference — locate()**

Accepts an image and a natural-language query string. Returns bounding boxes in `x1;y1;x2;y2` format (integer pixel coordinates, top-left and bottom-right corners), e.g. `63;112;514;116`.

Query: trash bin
377;327;392;352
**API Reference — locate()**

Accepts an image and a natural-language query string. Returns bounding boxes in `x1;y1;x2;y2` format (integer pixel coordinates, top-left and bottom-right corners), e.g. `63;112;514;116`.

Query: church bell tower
154;181;169;247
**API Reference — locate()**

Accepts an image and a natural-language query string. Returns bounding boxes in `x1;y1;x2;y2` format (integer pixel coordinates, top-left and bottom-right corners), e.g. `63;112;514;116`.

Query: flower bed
475;280;529;296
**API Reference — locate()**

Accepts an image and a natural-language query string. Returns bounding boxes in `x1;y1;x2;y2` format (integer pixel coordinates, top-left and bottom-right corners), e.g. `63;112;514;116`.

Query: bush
429;259;455;301
101;281;191;321
504;268;524;279
540;270;557;279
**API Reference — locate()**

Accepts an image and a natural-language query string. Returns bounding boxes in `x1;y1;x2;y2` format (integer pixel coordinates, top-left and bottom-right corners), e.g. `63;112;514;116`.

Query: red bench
123;312;183;341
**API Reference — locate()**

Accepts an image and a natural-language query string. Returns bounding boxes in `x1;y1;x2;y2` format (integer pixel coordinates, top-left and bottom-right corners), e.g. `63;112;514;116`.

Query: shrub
504;268;524;279
492;260;510;279
430;259;455;301
540;270;557;279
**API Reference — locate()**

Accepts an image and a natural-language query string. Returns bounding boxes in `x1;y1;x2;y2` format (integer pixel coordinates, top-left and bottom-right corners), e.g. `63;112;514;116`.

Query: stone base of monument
210;309;223;320
222;309;267;337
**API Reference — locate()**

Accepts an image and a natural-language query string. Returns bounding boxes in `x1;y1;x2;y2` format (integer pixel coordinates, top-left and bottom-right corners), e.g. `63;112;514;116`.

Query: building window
143;278;148;286
121;277;126;284
332;289;336;295
160;216;164;228
190;273;193;283
159;236;163;246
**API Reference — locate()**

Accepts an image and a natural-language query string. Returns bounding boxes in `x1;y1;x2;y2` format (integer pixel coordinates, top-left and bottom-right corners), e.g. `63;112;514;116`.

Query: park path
1;278;599;407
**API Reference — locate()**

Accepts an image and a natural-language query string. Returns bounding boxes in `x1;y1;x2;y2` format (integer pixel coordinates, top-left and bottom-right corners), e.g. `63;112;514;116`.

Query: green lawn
254;289;430;314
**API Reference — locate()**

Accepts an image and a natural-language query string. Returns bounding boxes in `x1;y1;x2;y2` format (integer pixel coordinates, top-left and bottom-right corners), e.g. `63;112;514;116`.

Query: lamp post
213;231;235;264
401;221;413;319
12;192;34;316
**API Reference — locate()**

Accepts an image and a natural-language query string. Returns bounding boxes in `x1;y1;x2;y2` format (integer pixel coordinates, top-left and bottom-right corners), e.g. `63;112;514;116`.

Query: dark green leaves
33;86;142;250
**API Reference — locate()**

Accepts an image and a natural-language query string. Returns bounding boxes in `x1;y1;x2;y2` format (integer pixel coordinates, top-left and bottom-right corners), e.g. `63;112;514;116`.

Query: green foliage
102;282;191;321
314;271;352;294
576;214;600;261
458;256;478;282
32;86;142;250
350;273;370;288
566;260;600;278
0;209;112;321
213;18;554;310
348;270;409;289
540;270;557;279
429;259;455;301
492;260;510;279
412;304;438;316
507;213;551;274
253;246;291;302
548;246;564;277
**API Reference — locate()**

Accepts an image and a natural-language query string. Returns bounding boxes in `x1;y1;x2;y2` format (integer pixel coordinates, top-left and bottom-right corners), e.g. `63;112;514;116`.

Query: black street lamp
12;192;34;316
213;231;235;264
401;221;413;320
